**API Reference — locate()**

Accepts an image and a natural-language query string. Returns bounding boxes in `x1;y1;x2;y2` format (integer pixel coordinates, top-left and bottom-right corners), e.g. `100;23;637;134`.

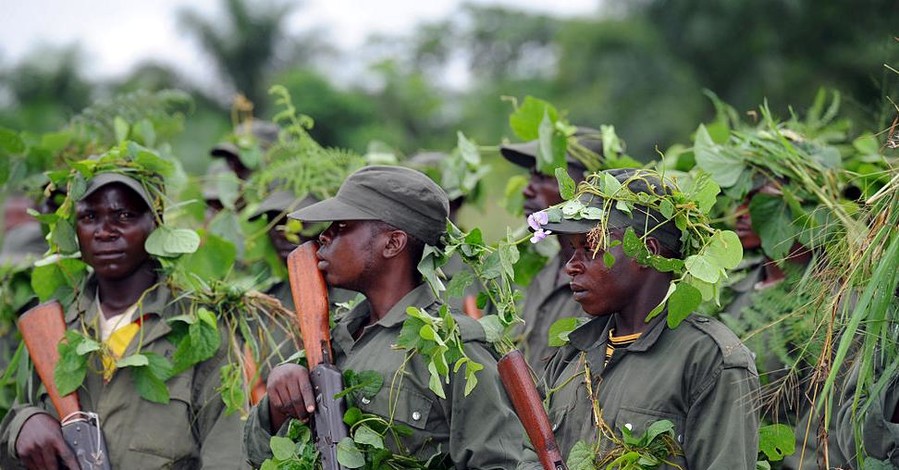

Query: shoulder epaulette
683;315;756;370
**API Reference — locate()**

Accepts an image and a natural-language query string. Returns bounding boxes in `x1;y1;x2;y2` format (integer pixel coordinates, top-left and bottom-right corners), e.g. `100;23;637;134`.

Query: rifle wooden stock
286;241;332;367
242;344;266;406
498;349;567;470
17;300;81;420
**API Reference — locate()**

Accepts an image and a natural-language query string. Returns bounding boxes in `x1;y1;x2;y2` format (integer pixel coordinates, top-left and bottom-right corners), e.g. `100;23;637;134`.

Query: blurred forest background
2;0;898;233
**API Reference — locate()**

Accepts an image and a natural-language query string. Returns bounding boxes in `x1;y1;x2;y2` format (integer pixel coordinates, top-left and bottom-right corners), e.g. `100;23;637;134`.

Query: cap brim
541;209;635;235
287;196;379;223
500;141;588;170
210;143;239;159
499;141;538;169
81;173;154;212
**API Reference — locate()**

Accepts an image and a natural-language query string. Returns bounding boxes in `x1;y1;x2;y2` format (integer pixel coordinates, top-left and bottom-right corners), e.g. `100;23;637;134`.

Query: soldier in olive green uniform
518;169;760;469
836;359;899;467
499;129;599;369
0;172;246;469
243;166;526;469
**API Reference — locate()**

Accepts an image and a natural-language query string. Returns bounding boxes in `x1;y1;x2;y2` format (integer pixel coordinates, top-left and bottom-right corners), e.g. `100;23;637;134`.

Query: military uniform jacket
518;254;588;370
0;275;246;469
837;358;899;467
519;313;760;469
244;283;526;469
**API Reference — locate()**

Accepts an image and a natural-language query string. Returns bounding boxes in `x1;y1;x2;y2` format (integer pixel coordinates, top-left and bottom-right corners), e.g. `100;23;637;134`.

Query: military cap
289;166;449;245
542;168;683;254
500;126;602;171
81;172;157;214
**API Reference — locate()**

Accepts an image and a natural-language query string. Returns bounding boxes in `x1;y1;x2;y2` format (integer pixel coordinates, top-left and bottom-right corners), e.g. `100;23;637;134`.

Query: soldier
499;128;599;369
518;169;760;469
0;171;246;469
243;166;526;469
210;120;280;181
837;359;899;467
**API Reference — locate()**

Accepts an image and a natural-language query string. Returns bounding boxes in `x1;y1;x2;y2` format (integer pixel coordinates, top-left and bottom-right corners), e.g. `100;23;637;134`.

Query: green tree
178;0;294;107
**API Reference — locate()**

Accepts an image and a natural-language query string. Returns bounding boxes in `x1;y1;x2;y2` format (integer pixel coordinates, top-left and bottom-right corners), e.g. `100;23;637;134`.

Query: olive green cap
289;166;449;245
81;172;157;213
542;169;683;254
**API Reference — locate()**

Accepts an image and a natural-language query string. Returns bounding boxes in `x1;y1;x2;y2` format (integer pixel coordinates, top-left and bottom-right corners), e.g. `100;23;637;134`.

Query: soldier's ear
382;230;408;259
644;237;662;256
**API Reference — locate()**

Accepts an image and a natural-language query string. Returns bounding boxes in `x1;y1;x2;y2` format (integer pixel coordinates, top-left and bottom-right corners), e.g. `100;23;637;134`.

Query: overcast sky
3;0;599;86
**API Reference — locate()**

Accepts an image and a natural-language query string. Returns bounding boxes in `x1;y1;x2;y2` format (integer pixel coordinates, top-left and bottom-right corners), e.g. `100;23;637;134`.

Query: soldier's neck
96;263;157;319
363;268;418;324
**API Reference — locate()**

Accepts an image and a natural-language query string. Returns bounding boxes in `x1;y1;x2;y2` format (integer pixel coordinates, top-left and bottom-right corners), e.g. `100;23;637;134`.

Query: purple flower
530;228;552;244
527;210;550;231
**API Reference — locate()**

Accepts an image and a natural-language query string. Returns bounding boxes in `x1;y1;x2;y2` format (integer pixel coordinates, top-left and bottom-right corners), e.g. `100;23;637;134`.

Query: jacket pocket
127;373;198;463
610;406;688;463
356;385;434;431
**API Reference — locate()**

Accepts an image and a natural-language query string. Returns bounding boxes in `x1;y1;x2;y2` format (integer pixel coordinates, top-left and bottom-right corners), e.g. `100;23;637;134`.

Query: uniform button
361;397;371;405
695;317;709;323
412;411;422;421
624;423;632;430
677;434;683;443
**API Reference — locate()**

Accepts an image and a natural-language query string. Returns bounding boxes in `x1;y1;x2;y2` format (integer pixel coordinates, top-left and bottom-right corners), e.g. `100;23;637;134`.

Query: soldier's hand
15;413;80;470
267;363;316;432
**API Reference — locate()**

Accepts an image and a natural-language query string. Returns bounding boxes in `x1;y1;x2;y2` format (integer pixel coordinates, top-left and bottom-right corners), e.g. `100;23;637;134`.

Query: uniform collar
334;283;438;353
568;311;669;353
68;274;175;347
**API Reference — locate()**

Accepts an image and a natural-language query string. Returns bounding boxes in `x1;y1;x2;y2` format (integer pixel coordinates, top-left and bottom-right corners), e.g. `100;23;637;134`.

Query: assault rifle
498;349;567;470
18;300;112;470
287;241;349;470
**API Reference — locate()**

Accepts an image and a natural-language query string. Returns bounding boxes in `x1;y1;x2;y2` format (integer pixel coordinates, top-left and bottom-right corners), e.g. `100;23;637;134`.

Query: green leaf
336;437;365;468
164;228;201;255
177;231;237;281
706;230;743;270
270;436;297;461
31;259;87;302
684;254;721;284
503;175;529;216
419;324;437;341
758;423;795;462
353;425;385;449
685;170;721;213
555;167;576;200
478;315;504;344
145;226;201;258
343;407;363;426
566;440;596;470
645;419;675;442
749;194;797;261
445;270;475;298
75;337;101;355
509;96;559;141
427;361;446;399
463;359;483;396
480;251;503;280
694;124;745;188
132;364;170;403
536;112;567;174
115;353;149;368
52;218;79;254
548;317;582;347
457;132;480;166
862;458;896;470
114;116;130;143
55;333;88;395
667;283;702;328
